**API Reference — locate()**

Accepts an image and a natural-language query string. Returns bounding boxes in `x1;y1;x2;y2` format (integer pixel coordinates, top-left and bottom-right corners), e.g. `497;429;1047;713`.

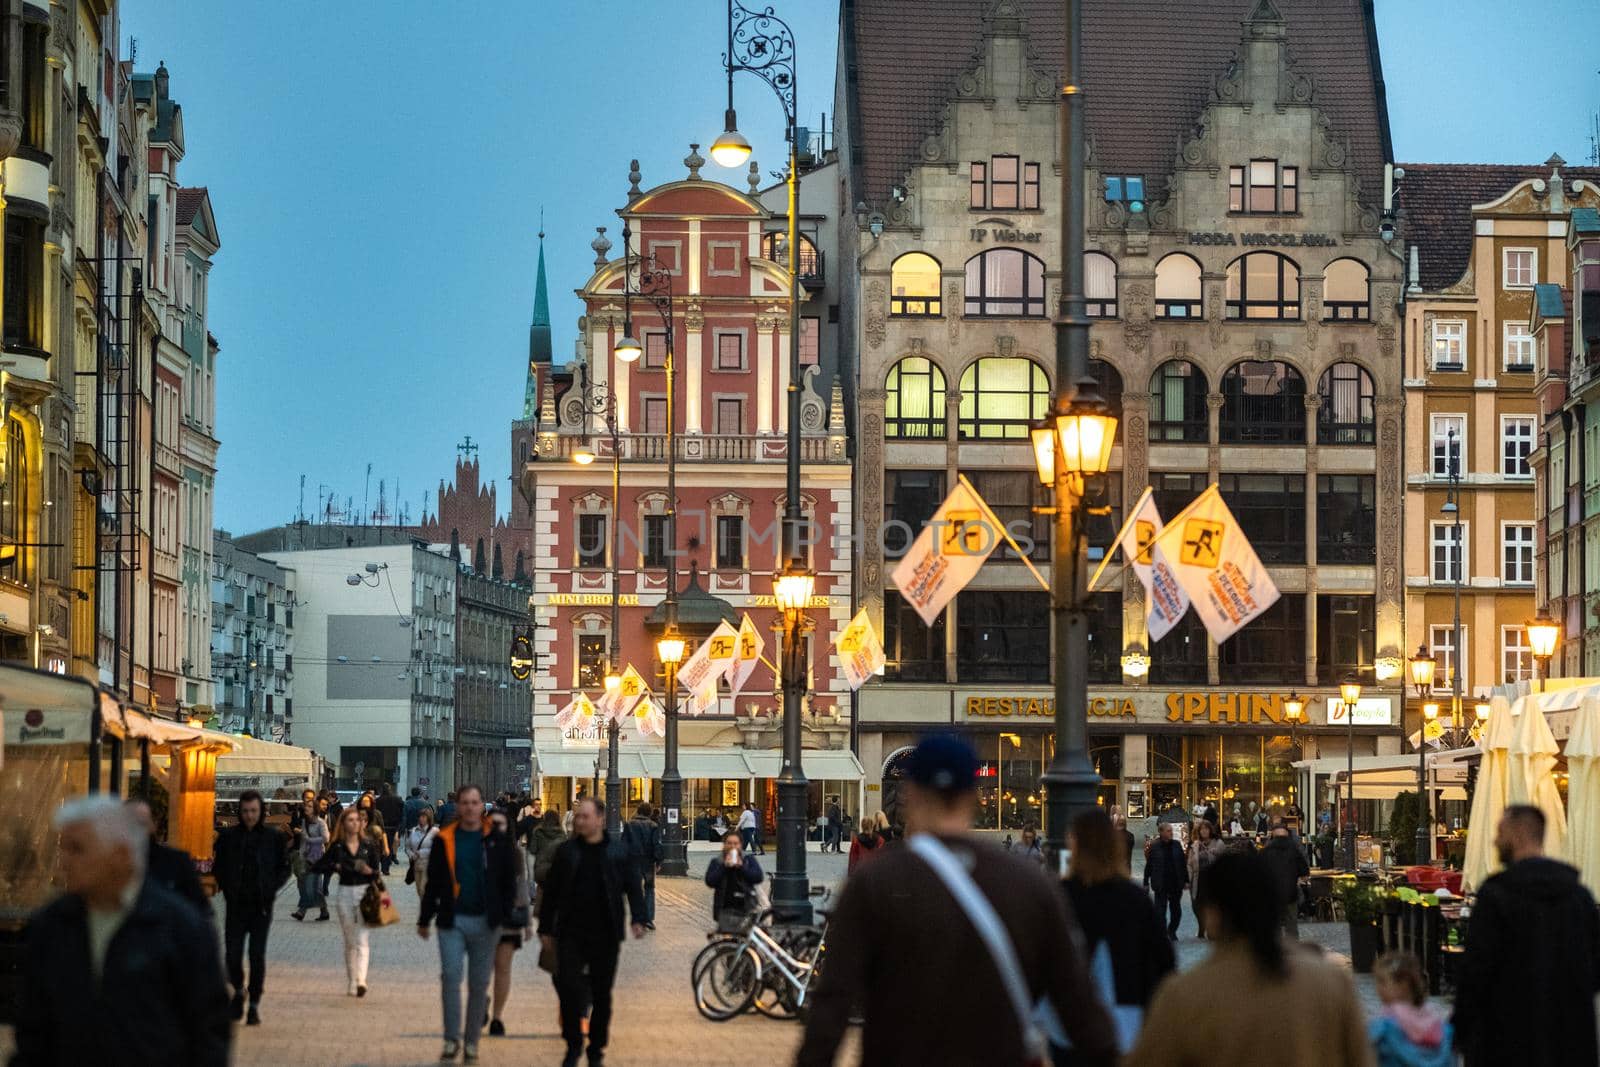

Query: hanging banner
1151;485;1280;644
553;692;598;734
678;620;739;695
889;478;1006;626
837;608;887;691
687;677;721;717
633;696;667;738
597;665;650;723
727;614;766;696
1117;488;1189;642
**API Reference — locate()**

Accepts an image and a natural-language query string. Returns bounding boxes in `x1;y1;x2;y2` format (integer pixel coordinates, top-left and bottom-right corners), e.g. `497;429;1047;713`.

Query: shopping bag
361;879;400;927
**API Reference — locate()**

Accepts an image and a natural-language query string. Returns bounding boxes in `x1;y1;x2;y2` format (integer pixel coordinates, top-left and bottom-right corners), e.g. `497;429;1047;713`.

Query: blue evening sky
120;1;1598;534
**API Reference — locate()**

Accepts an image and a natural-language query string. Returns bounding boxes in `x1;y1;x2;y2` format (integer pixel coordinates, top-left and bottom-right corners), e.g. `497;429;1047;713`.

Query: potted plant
1333;879;1384;973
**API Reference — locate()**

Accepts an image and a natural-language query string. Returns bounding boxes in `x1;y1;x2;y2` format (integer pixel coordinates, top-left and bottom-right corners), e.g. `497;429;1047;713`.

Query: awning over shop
533;746;865;782
121;708;235;753
1293;753;1467;801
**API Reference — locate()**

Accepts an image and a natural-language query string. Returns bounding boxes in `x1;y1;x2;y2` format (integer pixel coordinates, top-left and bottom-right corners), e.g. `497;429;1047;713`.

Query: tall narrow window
969;161;987;209
642;514;669;568
641;397;668;435
1501;416;1534;477
1084;252;1118;318
715;397;744;436
643;331;667;369
884;357;947;439
1502;523;1534;584
715;515;745;569
1154;254;1202;318
1431;414;1464;477
715;333;744;371
1430;625;1465;693
1431;523;1466;583
1431;320;1466;370
1322;259;1370;320
1021;163;1041;210
1502;626;1532;684
1317;363;1375;444
577;634;607;690
1504;321;1534;370
800;317;820;366
1148;361;1207;442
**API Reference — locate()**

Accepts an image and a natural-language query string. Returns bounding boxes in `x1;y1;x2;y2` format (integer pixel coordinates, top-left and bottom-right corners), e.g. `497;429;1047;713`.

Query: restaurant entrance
1146;731;1302;823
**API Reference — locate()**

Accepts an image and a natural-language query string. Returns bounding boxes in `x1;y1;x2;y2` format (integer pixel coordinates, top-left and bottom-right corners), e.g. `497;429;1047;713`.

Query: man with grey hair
10;794;230;1065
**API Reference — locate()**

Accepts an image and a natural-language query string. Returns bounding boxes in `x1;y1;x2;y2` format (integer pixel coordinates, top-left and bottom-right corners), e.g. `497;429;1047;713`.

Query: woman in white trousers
313;806;384;996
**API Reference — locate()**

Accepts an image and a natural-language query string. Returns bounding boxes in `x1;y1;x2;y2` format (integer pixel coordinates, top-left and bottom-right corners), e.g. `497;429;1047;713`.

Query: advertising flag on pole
678;620;739;695
1116;487;1190;642
554;692;598;733
598;664;650;723
1151;484;1280;644
686;677;721;717
837;608;887;691
889;477;1008;627
633;696;667;738
726;614;765;695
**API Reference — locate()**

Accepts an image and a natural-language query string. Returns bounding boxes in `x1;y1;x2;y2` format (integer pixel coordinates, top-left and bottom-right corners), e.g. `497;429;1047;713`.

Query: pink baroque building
522;150;862;824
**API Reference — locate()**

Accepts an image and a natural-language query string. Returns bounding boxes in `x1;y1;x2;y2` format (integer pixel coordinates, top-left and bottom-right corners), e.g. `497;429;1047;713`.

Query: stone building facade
837;0;1404;828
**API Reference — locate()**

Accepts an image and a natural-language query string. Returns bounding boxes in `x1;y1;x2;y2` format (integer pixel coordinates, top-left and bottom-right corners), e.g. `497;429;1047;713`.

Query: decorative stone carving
1376;414;1402;608
1213;54;1243;102
864;283;887;349
627;160;642;201
1179;118;1213;168
947;284;961;342
799;366;827;431
1121;283;1153;354
683;301;706;331
1169;338;1189;360
747;161;761;195
591;227;612;269
683;144;705;180
909;337;926;355
1254;338;1274;360
996;335;1016;358
1376;322;1397;362
920;101;955;163
1206;281;1227;348
1302;277;1323;349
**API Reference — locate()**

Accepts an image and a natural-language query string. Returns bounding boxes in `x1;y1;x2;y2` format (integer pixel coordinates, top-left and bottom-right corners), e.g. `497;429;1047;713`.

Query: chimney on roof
1408;244;1421;295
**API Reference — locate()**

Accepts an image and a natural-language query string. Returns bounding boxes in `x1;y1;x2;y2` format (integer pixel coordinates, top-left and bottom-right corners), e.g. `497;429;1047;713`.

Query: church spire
525;220;553;419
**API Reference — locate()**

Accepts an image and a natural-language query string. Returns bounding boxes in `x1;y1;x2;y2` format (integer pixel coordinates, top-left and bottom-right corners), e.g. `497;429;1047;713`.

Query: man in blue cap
797;733;1117;1067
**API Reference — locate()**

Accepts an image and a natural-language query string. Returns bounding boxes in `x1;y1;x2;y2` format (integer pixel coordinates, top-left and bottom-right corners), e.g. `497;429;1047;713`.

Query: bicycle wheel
694;942;762;1022
690;936;736;986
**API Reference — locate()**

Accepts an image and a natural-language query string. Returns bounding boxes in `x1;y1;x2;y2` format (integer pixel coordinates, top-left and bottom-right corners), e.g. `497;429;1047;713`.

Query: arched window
1085;252;1118;317
958;357;1049;439
889;252;942;316
1219;360;1306;443
1323;258;1371;321
1317;362;1375;444
1088;359;1123;425
1225;252;1300;320
760;230;821;285
964;249;1046;318
0;417;26;580
1154;253;1203;319
885;356;947;439
1148;361;1208;442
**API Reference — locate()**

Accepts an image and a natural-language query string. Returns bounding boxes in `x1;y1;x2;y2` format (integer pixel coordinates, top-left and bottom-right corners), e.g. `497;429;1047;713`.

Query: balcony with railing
547;430;843;465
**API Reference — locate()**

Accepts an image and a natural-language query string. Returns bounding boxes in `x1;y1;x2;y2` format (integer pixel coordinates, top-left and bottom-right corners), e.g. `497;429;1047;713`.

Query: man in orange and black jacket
416;784;521;1062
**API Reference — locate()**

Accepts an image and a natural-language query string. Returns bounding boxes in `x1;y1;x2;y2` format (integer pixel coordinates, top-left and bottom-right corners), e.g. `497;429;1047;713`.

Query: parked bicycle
693;889;830;1022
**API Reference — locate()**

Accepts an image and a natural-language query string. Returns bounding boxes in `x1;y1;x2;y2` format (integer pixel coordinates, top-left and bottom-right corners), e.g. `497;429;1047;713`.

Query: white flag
1119;488;1190;642
889;478;1006;627
554;692;598;732
726;613;765;696
598;664;650;723
632;696;667;738
1151;485;1280;644
686;677;721;716
678;620;739;695
837;608;886;691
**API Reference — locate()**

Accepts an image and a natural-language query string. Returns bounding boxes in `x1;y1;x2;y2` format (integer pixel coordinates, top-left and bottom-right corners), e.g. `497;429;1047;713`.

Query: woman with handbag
486;809;532;1037
292;797;330;921
313;806;384;997
407;807;439;899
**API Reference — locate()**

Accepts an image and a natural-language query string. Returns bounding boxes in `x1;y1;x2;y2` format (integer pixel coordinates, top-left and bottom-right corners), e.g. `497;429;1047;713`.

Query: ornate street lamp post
614;224;689;873
573;373;626;832
708;0;813;924
1340;678;1362;869
1408;645;1437;863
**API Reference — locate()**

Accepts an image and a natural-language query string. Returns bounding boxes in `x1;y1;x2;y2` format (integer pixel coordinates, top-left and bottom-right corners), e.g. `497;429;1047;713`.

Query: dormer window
1229;160;1298;214
971;155;1041;211
1104;176;1145;209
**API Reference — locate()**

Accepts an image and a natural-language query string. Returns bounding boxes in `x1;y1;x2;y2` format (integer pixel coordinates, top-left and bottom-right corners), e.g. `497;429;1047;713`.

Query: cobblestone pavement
2;841;1432;1066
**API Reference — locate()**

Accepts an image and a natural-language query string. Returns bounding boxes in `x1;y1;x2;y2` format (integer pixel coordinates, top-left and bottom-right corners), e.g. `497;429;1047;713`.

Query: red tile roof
1395;163;1600;291
175;187;208;227
844;0;1392;208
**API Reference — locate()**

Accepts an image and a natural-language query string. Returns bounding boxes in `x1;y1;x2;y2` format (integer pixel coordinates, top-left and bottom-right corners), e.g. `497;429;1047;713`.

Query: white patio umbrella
1508;692;1567;861
1463;695;1516;893
1564;696;1600;896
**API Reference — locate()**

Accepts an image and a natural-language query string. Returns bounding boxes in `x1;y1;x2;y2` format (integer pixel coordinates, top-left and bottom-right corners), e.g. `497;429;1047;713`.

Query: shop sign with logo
3;705;91;745
1325;697;1394;727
